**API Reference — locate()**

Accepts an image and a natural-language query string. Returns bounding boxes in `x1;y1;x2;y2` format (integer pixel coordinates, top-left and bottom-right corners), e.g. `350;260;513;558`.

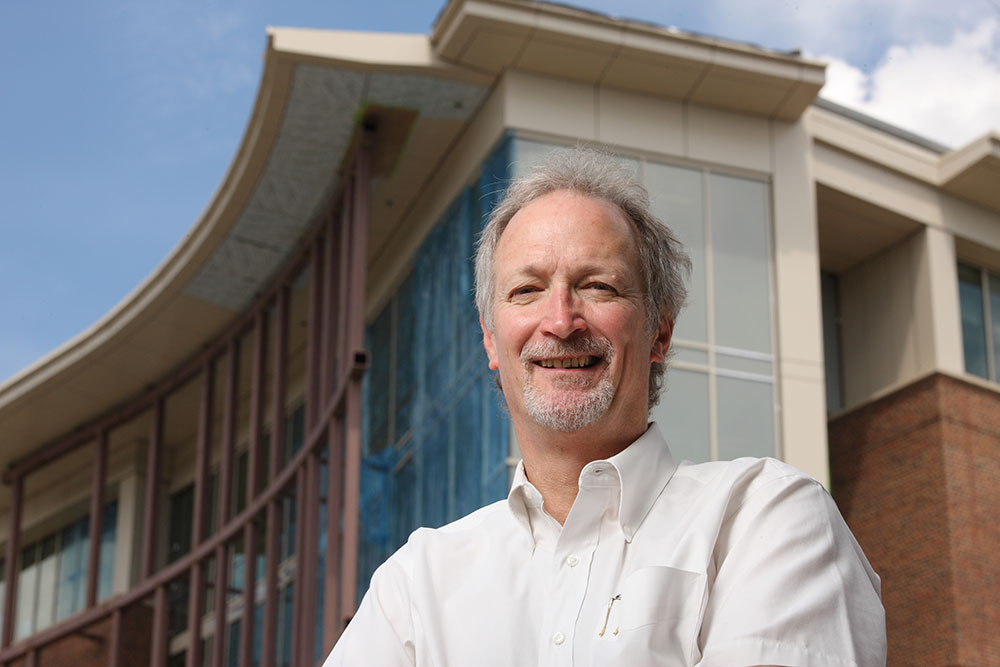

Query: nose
539;287;587;339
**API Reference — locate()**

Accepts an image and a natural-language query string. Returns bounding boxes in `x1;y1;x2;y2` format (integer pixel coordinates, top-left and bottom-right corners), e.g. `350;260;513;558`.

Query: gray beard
519;336;615;432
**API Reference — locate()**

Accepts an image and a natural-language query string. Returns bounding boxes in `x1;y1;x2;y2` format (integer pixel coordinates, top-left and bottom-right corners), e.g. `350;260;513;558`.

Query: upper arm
322;555;416;667
697;472;886;667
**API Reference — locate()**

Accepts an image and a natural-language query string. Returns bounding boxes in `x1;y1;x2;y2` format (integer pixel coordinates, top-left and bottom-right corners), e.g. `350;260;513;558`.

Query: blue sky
1;0;998;382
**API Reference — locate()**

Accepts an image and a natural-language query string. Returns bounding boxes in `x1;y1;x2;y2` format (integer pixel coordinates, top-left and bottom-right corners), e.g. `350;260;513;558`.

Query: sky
1;0;998;383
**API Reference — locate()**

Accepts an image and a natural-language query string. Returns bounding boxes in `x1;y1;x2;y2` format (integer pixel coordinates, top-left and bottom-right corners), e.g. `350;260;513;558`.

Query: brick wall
829;373;1000;667
7;602;151;667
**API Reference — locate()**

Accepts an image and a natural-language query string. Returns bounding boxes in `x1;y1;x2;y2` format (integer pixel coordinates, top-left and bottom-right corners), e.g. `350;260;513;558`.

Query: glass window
646;162;707;342
717;376;776;460
98;502;118;601
958;263;988;379
990;274;1000;381
710;173;772;354
55;518;88;622
16;544;38;640
652;369;710;463
34;536;58;631
358;136;513;603
10;500;117;640
821;272;844;414
957;262;1000;382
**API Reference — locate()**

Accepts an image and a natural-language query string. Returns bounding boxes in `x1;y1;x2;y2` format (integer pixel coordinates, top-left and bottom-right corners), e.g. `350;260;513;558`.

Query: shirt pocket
597;566;707;667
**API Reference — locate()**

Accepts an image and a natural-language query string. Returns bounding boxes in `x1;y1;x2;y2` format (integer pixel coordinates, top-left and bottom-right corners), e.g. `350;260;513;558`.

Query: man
325;148;886;666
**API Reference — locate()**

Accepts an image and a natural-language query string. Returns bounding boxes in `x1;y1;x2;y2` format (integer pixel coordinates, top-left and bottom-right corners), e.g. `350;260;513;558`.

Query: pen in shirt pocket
598;594;621;637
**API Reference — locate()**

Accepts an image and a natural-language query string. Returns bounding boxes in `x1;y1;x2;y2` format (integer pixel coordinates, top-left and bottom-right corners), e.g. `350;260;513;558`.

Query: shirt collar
506;422;678;544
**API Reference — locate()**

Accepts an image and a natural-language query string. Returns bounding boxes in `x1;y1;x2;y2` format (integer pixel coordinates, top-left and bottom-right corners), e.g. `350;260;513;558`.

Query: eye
585;282;616;293
509;285;540;299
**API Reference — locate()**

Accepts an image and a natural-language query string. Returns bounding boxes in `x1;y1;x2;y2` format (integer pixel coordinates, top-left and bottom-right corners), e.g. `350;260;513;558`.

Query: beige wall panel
916;227;964;374
503;70;596;142
771;119;829;484
840;234;925;406
686;105;771;173
806;108;941;183
780;373;830;484
595;86;684;157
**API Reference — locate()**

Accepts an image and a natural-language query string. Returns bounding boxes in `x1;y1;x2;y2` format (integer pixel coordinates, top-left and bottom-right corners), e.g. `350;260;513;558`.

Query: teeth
538;356;594;368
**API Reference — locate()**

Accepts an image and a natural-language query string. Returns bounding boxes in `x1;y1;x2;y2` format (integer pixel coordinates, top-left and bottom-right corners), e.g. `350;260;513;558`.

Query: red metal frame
85;430;108;609
1;475;22;649
0;130;373;667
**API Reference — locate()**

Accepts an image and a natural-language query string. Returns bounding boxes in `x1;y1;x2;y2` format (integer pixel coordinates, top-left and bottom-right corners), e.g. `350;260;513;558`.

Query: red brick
830;373;1000;667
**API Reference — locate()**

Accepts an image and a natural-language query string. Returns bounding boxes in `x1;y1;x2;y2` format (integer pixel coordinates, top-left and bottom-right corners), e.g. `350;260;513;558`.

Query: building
1;0;998;665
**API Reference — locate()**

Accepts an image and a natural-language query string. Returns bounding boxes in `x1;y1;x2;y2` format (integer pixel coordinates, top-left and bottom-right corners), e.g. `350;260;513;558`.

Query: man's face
481;190;671;433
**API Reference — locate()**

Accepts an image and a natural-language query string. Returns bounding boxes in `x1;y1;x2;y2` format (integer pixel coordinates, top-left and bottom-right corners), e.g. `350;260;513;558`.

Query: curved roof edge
0;27;493;463
0;35;290;405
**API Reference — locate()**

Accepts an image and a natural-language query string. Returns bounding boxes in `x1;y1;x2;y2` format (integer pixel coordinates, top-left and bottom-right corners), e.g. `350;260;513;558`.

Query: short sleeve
321;549;416;667
696;469;886;667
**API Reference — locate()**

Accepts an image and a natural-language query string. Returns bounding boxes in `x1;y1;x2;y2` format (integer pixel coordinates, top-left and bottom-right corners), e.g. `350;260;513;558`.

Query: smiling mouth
535;356;599;369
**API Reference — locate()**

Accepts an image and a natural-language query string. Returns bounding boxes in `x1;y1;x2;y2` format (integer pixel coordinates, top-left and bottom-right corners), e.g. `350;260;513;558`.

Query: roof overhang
433;0;826;120
940;133;1000;212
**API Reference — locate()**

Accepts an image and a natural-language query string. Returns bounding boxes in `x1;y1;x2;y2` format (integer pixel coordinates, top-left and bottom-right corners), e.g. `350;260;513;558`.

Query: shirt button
565;554;579;567
553;631;565;645
623;524;634;539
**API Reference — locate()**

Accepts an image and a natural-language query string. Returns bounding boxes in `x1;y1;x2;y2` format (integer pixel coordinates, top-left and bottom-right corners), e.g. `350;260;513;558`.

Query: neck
514;417;646;524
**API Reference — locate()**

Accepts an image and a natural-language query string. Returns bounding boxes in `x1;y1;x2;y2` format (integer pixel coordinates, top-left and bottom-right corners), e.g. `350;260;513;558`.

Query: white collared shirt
324;424;886;666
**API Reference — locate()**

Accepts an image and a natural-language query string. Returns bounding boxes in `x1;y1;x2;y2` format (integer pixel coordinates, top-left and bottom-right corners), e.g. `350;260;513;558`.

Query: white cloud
819;17;1000;147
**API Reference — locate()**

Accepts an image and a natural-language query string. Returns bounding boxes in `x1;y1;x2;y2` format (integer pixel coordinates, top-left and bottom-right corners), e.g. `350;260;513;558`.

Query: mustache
520;335;614;365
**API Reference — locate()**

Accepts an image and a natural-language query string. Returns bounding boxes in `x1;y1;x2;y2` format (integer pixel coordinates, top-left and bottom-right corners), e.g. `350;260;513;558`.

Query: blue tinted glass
454;384;484;517
366;303;393;453
989;273;1000;382
98;502;117;601
958;264;988;379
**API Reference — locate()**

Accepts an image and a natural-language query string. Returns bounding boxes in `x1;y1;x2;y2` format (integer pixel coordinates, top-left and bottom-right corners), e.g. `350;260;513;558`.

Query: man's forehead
495;191;639;262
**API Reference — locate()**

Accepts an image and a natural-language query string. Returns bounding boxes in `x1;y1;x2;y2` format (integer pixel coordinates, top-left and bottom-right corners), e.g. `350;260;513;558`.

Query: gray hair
474;147;691;408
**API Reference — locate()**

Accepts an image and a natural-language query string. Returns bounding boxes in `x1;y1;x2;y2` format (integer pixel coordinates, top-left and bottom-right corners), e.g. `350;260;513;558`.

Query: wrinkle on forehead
493;191;641;286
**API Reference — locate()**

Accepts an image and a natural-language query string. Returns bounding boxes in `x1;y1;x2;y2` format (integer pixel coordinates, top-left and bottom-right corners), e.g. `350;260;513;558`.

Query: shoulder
389;499;518;571
671;456;828;515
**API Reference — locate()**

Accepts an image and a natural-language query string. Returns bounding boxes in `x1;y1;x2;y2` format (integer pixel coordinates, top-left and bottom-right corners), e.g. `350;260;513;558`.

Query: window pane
958;264;988;379
672;346;708;366
652;369;710;463
98;502;118;601
365;303;392;454
717;376;776;460
56;518;88;621
35;536;58;631
989;273;1000;383
710;174;772;354
646;162;707;342
16;544;38;639
821;272;844;413
716;352;772;377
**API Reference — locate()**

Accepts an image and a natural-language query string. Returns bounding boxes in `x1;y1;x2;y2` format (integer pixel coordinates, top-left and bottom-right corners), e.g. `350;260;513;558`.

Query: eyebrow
502;262;633;281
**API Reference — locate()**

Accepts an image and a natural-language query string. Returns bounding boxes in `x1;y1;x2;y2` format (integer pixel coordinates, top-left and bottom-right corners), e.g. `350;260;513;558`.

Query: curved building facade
1;1;998;665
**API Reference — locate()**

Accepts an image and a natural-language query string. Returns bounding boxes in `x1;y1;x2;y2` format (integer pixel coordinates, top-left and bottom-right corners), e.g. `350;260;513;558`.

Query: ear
481;316;500;370
649;313;674;364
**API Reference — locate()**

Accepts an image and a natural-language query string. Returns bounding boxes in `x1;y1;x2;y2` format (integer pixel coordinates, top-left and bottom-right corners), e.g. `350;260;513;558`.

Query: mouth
534;356;600;369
